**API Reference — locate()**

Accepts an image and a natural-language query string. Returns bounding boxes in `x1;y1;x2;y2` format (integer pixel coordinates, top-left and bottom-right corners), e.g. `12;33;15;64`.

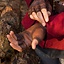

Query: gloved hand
28;0;52;26
7;23;46;52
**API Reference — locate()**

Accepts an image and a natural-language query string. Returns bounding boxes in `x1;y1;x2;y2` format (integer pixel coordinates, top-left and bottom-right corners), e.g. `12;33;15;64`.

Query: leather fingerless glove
28;0;52;15
16;23;46;50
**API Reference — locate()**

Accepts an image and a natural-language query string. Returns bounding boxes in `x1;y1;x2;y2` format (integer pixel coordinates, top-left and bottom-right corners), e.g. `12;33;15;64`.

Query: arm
47;12;64;37
7;23;46;52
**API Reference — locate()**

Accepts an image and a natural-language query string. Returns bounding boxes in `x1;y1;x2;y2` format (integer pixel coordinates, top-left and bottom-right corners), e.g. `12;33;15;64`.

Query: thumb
32;39;38;49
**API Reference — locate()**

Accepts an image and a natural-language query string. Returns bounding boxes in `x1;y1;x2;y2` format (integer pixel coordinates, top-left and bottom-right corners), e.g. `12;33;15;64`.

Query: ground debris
0;0;40;64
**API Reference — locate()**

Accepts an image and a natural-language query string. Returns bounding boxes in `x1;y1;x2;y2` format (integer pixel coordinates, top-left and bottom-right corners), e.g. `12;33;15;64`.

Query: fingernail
46;18;49;22
32;46;35;50
42;23;46;26
32;39;38;49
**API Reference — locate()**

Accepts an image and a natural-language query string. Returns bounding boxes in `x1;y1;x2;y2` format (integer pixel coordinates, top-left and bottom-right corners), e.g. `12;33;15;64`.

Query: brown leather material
16;31;32;49
46;0;52;13
28;0;52;15
55;1;64;13
16;23;46;50
34;5;40;12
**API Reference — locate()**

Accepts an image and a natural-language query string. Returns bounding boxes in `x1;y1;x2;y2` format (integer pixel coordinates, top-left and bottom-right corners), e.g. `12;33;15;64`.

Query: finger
32;39;38;49
41;8;49;22
30;14;35;20
10;31;17;40
47;11;51;16
10;43;22;52
32;12;40;22
7;35;18;45
37;11;46;26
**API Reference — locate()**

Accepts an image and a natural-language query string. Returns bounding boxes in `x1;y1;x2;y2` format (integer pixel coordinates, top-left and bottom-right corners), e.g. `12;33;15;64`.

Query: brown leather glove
16;23;46;50
28;0;52;15
55;1;64;13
